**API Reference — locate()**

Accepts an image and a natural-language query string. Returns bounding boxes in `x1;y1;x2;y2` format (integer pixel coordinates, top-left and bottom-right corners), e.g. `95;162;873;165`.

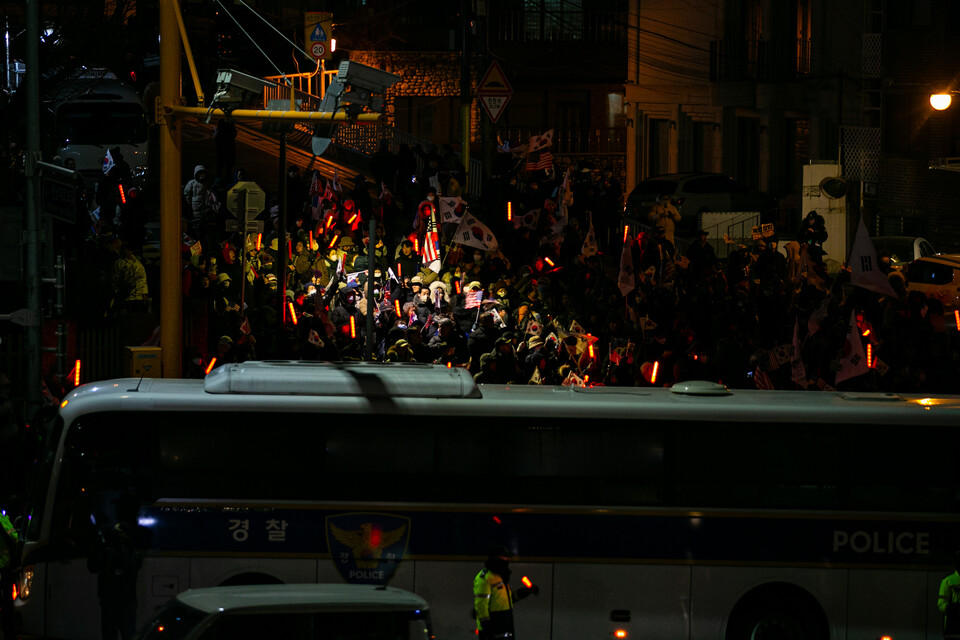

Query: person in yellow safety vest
939;552;960;639
473;547;538;640
0;505;20;640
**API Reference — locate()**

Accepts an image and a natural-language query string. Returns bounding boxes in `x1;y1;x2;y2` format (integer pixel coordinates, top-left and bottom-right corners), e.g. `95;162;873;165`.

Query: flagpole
432;208;442;265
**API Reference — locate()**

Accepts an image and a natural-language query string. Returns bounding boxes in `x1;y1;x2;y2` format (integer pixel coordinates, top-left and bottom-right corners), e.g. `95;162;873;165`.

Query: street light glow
931;93;952;110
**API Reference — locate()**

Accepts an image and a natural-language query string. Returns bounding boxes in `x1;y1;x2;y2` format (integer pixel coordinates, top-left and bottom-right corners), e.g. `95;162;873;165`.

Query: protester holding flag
647;194;681;244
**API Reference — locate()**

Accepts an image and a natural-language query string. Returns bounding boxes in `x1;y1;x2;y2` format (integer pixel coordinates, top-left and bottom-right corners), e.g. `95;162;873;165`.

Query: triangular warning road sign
480;95;510;123
478;60;513;96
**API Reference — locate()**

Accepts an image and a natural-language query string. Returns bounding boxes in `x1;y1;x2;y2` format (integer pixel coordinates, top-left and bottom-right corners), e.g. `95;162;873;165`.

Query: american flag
465;290;483;309
609;347;622;366
422;230;440;264
525;149;554;172
525;130;554;171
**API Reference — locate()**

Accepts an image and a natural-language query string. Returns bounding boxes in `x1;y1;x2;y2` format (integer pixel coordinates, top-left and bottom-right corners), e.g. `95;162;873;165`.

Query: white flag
528;129;555;153
454;213;499;251
539;223;565;246
561;370;585;387
557;199;569;227
836;309;870;384
849;216;898;298
438;196;465;224
102;149;115;174
582;214;598;257
618;241;635;298
514;208;540;230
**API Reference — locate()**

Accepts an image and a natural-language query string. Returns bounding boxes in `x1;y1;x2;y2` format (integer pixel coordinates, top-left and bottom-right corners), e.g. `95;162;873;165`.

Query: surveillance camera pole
158;2;387;377
24;0;41;417
278;129;288;344
159;0;184;379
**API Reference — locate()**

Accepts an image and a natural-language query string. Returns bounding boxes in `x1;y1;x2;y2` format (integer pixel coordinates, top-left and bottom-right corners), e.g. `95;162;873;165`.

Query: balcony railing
499;127;627;155
262;69;339;110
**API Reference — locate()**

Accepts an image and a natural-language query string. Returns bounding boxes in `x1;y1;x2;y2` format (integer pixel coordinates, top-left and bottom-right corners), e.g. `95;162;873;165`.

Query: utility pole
460;0;471;193
158;2;393;376
159;0;184;378
24;0;41;419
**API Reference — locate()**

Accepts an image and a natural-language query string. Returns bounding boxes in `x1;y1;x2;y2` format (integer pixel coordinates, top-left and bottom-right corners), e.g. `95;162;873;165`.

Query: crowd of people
82;137;958;393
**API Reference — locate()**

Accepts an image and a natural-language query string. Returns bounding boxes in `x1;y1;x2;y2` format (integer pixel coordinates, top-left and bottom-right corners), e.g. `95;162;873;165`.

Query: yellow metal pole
165;106;385;122
159;0;183;378
171;0;204;105
461;104;470;191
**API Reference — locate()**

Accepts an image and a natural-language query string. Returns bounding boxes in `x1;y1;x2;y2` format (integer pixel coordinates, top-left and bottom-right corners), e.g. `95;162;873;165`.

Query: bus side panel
848;569;928;640
690;566;846;640
187;557;319;587
382;558;416;592
46;557;101;640
412;560;502;640
138;557;192;628
553;563;691;640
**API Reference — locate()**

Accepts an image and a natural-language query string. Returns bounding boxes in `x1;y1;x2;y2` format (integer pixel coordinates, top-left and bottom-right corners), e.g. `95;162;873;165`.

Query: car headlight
18;565;33;601
131;165;149;179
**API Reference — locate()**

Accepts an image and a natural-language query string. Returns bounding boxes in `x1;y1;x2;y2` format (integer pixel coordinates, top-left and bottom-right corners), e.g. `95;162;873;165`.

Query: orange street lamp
931;93;953;110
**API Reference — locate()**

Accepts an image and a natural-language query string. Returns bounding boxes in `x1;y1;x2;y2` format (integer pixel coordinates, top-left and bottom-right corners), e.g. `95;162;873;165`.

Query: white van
133;584;434;640
47;69;150;185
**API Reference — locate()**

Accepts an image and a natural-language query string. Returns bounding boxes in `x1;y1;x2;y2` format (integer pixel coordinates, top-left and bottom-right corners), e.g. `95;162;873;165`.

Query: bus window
51;413;151;554
56;103;147;147
668;422;842;509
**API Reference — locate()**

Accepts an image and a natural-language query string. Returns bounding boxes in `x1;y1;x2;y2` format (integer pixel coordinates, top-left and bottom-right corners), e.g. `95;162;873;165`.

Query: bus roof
58;362;960;426
48;76;142;107
175;584;428;614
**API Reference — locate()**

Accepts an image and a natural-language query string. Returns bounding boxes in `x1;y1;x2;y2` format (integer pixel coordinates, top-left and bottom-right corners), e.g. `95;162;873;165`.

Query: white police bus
15;362;960;640
46;68;150;184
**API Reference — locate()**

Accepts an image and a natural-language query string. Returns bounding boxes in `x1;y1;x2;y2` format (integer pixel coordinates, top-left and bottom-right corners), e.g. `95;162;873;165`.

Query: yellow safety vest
0;513;18;570
474;568;513;630
939;571;960;629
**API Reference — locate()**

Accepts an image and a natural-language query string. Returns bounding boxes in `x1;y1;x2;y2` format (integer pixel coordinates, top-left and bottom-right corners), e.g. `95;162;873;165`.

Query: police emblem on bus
326;513;410;585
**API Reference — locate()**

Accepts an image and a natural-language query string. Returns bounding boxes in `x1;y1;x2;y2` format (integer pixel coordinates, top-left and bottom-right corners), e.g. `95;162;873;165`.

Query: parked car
623;172;778;235
135;584;433;640
905;254;960;311
871;236;937;270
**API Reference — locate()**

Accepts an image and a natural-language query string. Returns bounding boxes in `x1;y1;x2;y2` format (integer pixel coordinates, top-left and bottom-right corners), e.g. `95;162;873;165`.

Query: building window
524;0;583;42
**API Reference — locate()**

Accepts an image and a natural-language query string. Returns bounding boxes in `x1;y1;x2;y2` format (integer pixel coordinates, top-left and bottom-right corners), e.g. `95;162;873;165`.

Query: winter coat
183;165;210;220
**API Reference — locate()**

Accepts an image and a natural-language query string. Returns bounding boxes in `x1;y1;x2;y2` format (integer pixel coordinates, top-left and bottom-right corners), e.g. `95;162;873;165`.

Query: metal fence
700;211;762;259
499;127;627;155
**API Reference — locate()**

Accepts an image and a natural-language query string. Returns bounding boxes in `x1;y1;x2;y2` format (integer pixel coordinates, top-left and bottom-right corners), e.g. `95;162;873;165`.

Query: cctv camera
212;69;277;105
318;60;399;117
333;60;400;96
